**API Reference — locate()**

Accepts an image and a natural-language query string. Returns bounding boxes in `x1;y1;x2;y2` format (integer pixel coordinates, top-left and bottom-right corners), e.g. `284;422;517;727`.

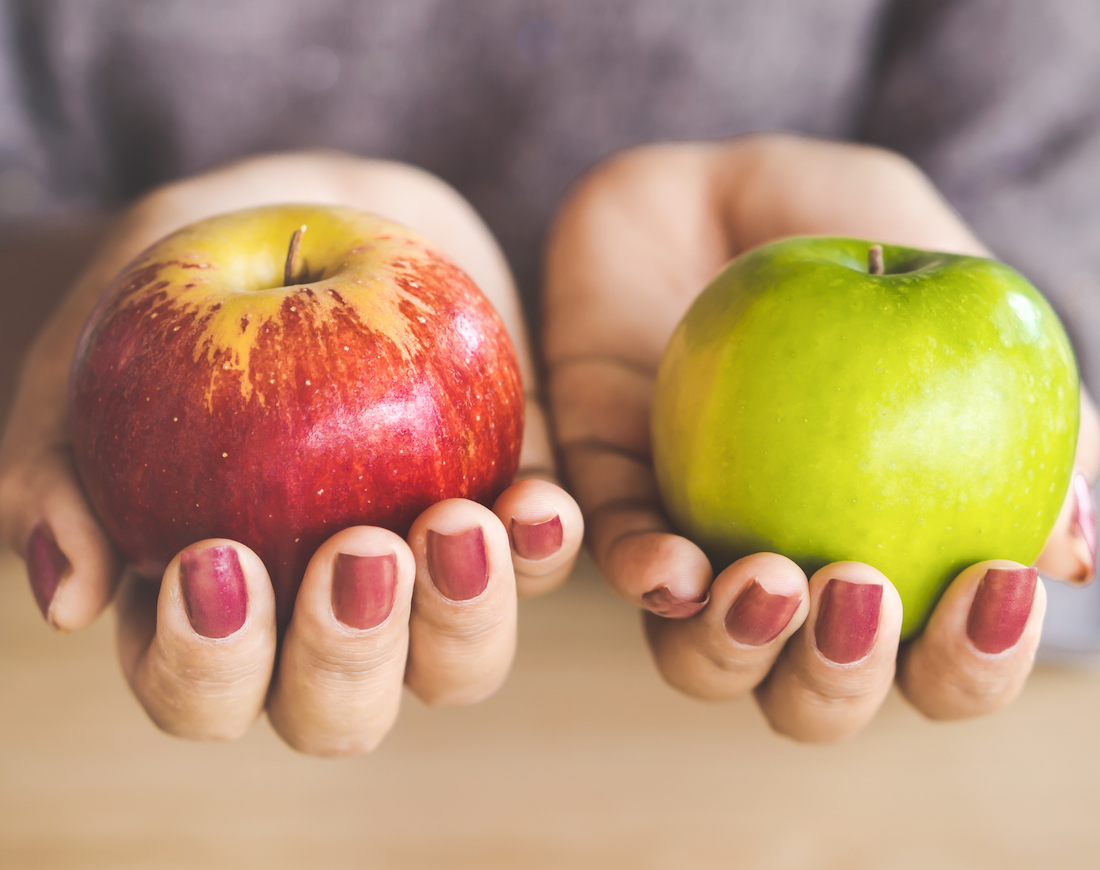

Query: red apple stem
868;244;885;276
284;225;307;286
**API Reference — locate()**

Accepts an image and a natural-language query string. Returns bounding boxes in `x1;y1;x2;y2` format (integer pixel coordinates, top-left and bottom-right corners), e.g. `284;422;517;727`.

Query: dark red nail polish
427;527;489;601
814;579;882;664
179;546;247;639
1072;473;1097;578
966;567;1038;655
332;552;397;629
511;515;563;560
725;580;801;646
25;522;70;621
642;585;709;618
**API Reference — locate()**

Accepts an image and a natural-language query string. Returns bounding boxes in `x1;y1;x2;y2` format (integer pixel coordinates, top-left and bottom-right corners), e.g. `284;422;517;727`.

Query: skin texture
652;237;1080;638
71;206;524;625
544;133;1099;742
0;152;585;756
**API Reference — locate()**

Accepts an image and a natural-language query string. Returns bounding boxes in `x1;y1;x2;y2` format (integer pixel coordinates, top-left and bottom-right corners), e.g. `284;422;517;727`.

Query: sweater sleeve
0;2;52;227
861;0;1100;394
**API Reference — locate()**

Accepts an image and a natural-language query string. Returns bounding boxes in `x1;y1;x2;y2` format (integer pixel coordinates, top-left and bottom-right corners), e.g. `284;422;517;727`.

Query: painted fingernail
25;522;70;621
511;515;563;560
332;552;397;630
814;579;882;664
725;580;801;646
642;585;709;618
179;546;247;639
427;527;489;601
1072;473;1097;579
966;566;1038;655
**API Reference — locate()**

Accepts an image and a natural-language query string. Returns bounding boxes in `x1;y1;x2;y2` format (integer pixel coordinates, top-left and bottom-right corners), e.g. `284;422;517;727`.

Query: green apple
652;236;1079;638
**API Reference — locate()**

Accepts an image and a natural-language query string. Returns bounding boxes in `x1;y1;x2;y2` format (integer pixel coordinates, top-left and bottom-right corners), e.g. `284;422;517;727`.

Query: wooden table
3;547;1100;869
2;222;1100;869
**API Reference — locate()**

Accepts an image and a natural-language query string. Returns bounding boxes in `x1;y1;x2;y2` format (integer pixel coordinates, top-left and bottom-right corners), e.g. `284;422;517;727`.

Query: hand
0;152;583;755
543;133;1099;742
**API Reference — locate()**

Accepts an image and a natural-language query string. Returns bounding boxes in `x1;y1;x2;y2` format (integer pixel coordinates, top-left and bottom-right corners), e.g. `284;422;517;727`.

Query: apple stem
284;225;307;286
868;244;885;276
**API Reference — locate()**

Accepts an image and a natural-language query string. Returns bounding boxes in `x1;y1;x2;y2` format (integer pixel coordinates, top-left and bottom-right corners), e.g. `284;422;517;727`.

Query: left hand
542;133;1098;742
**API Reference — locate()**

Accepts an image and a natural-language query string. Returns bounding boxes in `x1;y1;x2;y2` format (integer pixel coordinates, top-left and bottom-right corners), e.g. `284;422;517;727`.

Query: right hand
1;151;584;755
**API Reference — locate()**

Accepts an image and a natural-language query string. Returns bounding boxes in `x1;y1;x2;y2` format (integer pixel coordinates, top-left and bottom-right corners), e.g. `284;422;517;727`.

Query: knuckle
934;667;1021;718
287;733;386;758
404;633;513;707
420;597;514;644
514;562;572;598
755;678;882;743
298;641;404;687
699;645;762;680
410;677;501;709
143;696;254;742
137;652;267;741
762;707;868;744
808;671;888;704
899;640;1031;720
270;718;388;757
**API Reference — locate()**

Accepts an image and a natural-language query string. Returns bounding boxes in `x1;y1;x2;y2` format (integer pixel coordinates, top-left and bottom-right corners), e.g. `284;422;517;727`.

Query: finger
492;477;583;598
897;561;1046;720
596;520;714;616
549;356;713;614
1036;388;1099;581
643;553;810;700
1037;472;1097;582
116;540;277;741
266;527;416;756
405;499;517;706
0;446;120;630
754;562;904;743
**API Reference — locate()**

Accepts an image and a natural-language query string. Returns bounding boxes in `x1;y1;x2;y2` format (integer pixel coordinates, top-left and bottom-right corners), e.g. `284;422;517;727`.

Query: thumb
1;444;121;629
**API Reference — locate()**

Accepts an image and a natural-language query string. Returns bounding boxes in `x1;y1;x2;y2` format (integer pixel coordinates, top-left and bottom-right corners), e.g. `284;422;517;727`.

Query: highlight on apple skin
652;236;1080;638
69;204;524;624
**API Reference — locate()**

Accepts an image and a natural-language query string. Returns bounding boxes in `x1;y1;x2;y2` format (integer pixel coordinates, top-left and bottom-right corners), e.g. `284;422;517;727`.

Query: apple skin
70;205;524;624
652;236;1079;638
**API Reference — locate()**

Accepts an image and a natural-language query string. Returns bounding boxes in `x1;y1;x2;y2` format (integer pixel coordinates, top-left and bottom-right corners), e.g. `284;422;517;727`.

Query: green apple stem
868;244;885;276
284;225;307;286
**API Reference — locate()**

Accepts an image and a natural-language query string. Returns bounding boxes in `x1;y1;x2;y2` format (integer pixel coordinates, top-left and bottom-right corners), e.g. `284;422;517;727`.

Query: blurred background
4;1;1100;866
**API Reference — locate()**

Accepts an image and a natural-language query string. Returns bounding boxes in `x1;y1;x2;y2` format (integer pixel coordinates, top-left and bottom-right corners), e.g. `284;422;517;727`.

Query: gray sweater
1;0;1098;378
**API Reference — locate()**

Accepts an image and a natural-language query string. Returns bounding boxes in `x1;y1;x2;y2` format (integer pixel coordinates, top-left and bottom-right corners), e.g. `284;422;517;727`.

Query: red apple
70;204;524;623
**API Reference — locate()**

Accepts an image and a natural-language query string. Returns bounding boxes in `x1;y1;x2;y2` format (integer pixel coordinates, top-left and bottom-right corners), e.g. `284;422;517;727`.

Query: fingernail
724;580;801;646
511;515;563;560
427;527;489;601
1072;473;1097;579
966;567;1038;655
25;522;70;621
332;552;397;630
642;585;709;618
814;579;882;664
179;546;247;639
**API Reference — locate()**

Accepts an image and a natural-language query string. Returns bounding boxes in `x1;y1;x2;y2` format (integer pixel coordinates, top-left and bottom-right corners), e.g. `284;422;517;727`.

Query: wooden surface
2;548;1100;870
3;221;1100;869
